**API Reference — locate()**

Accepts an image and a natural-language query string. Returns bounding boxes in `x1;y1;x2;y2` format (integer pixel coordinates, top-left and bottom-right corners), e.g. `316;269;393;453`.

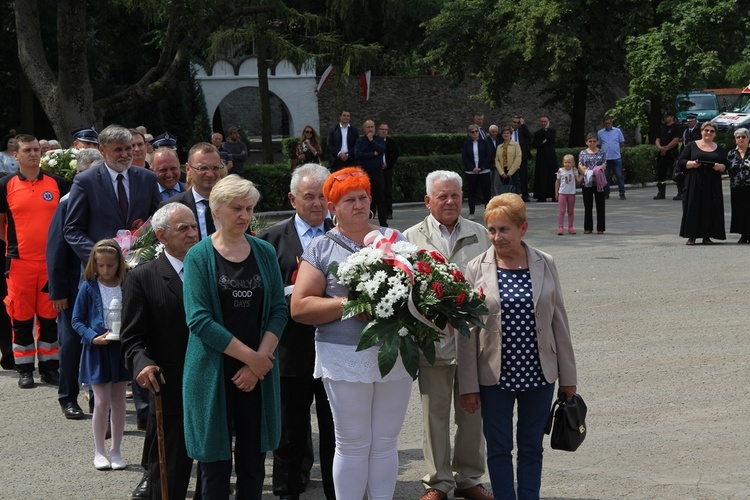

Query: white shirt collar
163;251;184;280
105;165;129;182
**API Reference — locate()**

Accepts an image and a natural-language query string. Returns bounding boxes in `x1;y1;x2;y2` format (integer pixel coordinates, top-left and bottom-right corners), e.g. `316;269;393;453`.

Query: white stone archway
194;58;319;138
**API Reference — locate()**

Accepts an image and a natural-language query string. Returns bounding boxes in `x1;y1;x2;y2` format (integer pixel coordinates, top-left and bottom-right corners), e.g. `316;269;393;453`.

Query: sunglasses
304;130;313;134
469;130;479;134
334;171;366;181
737;135;748;139
703;129;716;134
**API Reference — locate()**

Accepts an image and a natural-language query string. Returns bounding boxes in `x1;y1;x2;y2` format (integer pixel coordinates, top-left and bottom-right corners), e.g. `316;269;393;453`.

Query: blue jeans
605;158;624;197
479;383;555;500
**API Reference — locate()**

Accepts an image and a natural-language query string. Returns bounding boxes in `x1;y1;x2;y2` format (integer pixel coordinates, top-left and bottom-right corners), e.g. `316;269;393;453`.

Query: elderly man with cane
121;203;199;499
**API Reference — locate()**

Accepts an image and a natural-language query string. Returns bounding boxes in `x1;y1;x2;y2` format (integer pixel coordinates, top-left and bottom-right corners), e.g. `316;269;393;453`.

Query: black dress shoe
18;371;35;389
280;495;300;500
41;369;60;386
132;473;149;499
739;235;748;244
61;401;85;420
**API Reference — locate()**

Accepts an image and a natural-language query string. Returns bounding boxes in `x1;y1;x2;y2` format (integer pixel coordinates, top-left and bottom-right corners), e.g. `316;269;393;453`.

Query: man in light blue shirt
597;116;626;199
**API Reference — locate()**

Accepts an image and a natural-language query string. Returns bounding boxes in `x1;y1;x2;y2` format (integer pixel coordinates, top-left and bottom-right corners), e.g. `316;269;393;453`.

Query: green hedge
544;145;657;186
253;144;659;212
281;133;467;166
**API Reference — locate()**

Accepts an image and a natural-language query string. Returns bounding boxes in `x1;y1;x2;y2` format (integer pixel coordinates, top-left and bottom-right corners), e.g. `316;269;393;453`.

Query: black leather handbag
545;393;587;452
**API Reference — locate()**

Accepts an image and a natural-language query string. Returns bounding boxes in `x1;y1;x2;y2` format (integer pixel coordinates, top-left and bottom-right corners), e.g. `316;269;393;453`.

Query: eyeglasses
189;164;225;172
737;135;748;139
703;129;716;134
512;121;520;125
334;171;366;181
469;130;479;134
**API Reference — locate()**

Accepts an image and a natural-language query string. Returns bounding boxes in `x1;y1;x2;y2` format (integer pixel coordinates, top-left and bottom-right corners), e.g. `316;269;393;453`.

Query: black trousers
582;186;606;232
655;155;676;185
365;167;388;227
466;172;492;215
200;382;265;500
57;306;82;404
519;159;530;200
144;400;194;500
273;376;335;498
383;167;394;217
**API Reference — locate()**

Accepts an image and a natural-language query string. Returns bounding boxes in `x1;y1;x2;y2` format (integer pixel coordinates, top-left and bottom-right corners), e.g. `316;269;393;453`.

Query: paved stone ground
2;181;749;499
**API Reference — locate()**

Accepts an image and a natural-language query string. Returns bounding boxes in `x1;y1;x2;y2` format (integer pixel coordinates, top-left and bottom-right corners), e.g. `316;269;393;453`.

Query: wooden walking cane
154;387;169;500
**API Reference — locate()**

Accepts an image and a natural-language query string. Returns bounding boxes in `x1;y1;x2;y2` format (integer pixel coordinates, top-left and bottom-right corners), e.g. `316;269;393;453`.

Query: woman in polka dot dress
456;193;578;500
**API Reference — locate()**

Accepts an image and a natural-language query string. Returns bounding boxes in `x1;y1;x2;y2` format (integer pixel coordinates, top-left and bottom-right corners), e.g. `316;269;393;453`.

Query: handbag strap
326;233;356;254
544;396;565;435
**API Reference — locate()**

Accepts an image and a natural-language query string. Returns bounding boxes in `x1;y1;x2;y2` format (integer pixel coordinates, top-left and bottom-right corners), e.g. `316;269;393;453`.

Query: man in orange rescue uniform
0;134;66;389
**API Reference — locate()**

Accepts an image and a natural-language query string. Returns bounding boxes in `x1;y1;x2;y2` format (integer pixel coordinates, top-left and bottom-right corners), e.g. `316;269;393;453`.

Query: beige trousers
418;363;486;493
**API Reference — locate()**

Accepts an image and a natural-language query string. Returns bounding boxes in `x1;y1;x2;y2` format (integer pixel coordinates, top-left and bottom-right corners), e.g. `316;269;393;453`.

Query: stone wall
316;75;630;146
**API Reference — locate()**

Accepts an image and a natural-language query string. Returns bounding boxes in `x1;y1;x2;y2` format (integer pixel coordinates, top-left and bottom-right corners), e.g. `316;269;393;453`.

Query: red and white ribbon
364;229;414;282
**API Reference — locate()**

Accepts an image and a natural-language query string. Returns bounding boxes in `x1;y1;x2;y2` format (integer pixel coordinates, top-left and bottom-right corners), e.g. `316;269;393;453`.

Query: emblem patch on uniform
43;191;54;201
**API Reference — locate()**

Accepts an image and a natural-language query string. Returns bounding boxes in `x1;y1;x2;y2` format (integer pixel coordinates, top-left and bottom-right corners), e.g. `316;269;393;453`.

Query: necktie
116;174;128;220
164;188;176;198
200;200;216;237
513;130;518;142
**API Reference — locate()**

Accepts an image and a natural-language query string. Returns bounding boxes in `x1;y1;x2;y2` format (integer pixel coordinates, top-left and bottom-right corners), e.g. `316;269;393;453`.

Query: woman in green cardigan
182;175;287;499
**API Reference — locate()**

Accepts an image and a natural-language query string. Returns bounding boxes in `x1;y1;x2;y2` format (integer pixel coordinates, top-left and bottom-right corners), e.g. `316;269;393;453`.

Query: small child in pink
554;154;582;235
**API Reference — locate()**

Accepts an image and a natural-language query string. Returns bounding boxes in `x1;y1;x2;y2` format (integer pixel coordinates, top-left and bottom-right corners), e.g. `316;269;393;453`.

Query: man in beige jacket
403;170;493;500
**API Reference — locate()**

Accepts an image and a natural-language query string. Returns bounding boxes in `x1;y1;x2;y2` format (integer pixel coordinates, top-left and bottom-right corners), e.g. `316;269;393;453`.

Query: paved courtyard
1;181;749;499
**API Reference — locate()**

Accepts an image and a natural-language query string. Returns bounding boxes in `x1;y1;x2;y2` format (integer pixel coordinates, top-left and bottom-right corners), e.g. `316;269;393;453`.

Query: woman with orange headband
291;166;413;499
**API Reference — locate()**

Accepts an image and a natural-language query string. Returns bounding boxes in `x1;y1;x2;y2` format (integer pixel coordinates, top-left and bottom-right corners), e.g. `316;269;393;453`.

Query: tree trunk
256;11;275;165
648;95;664;145
568;78;588;147
15;0;94;146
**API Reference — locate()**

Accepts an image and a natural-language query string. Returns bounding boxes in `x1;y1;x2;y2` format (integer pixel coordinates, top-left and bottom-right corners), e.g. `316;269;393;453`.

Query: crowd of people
4;103;747;499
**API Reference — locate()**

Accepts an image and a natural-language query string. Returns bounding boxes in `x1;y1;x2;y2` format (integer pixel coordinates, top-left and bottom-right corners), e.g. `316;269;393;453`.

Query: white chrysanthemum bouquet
40;148;78;182
329;229;488;378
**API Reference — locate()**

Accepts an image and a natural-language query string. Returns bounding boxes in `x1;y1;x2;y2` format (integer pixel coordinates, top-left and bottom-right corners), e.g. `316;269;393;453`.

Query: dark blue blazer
462;138;493;172
64;164;160;264
46;197;80;301
326;124;359;170
258;216;333;377
354;135;386;170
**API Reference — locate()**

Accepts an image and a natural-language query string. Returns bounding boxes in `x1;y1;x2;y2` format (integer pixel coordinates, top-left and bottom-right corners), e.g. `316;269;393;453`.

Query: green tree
423;0;642;146
611;0;749;141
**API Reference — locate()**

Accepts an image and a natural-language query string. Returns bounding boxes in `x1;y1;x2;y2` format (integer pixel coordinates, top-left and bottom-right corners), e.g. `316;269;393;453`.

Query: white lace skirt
314;341;411;383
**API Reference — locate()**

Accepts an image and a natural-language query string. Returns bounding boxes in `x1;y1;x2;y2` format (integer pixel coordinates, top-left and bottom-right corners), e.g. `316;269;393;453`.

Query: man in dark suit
152;149;185;201
326;110;359;172
473;112;487;140
47;148;103;419
510;115;533;202
64;123;160;429
355;119;388;227
259;163;335;500
379;122;400;220
161;142;224;240
121;203;199;500
64;124;161;264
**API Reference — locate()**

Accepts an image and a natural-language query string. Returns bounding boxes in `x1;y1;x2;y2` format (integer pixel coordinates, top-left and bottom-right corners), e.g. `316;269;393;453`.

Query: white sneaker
94;454;111;470
469;214;475;220
110;453;126;470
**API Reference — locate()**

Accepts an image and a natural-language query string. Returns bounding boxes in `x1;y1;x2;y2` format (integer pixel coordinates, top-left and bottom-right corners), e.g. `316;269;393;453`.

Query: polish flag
359;70;371;101
315;64;334;94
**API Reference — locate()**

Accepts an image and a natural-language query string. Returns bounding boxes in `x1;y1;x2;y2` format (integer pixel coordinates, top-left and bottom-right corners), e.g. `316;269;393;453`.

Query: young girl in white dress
555;154;582;235
72;239;131;471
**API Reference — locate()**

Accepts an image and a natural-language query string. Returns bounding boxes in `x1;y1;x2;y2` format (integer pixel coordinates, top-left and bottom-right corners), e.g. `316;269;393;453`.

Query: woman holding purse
493;126;522;195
